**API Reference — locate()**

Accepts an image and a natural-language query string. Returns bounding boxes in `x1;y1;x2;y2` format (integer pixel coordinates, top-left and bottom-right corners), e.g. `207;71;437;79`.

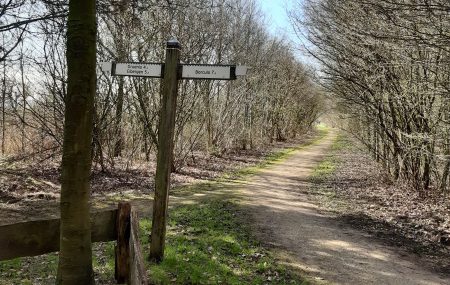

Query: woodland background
0;0;322;177
0;0;449;211
0;0;449;283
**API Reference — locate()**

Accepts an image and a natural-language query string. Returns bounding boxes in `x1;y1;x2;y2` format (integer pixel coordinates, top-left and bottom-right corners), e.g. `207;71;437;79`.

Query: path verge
309;134;450;279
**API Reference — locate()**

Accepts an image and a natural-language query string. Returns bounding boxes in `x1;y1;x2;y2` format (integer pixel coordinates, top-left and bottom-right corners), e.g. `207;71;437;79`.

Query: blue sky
257;0;295;38
257;0;314;65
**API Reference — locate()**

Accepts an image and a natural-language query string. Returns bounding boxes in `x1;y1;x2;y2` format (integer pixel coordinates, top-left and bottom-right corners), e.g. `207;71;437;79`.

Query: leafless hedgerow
290;0;450;194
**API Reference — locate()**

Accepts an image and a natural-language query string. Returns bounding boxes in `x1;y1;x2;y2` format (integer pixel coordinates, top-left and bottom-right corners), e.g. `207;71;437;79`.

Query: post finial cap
167;38;181;48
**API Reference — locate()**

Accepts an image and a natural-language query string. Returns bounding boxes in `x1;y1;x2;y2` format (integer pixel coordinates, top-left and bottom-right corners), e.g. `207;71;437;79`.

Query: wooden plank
0;217;60;261
92;209;118;242
0;208;117;261
115;202;131;283
129;211;148;285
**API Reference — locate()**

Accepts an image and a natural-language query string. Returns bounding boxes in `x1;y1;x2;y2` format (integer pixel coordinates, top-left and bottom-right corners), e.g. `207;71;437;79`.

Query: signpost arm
149;39;181;262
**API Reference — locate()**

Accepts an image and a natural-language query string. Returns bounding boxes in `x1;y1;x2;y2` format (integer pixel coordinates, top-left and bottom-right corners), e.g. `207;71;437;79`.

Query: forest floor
1;128;450;284
0;132;316;225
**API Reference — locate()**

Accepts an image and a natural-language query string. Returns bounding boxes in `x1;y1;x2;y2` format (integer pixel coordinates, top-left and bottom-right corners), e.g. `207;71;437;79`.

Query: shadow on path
238;131;450;285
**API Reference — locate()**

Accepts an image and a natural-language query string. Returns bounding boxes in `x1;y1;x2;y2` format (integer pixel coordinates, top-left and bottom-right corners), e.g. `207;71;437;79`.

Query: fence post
115;202;131;283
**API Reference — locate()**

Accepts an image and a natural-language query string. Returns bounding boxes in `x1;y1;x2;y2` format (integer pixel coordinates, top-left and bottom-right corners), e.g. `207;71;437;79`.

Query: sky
257;0;315;66
257;0;295;39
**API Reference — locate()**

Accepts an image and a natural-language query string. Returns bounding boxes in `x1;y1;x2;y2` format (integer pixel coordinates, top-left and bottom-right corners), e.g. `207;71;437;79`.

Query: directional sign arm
181;64;249;80
99;61;249;80
108;62;164;78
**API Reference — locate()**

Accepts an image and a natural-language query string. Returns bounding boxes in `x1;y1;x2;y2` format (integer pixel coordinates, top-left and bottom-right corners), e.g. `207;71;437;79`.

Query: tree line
291;0;450;194
0;0;323;172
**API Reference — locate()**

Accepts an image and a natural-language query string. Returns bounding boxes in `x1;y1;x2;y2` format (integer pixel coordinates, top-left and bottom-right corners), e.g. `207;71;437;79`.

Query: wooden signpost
102;39;248;262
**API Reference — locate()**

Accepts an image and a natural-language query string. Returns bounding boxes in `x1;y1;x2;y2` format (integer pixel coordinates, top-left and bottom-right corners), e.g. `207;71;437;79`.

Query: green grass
0;243;118;284
310;133;347;181
228;128;329;180
330;133;348;152
0;128;329;284
315;122;328;131
144;199;308;284
308;133;350;211
311;159;337;180
0;253;58;285
309;134;349;183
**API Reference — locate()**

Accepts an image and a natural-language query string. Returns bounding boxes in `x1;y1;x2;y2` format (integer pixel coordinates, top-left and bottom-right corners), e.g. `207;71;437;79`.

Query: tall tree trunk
1;58;5;155
441;158;450;193
57;0;96;283
204;89;213;153
249;102;254;149
20;54;26;153
242;101;249;150
93;108;106;173
113;32;127;158
440;134;450;193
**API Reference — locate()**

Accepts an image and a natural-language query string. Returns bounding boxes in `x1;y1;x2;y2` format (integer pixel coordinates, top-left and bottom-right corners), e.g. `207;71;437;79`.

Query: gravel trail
240;131;450;285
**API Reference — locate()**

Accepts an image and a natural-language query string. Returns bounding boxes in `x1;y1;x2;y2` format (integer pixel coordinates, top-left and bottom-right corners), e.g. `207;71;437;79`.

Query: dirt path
239;131;450;285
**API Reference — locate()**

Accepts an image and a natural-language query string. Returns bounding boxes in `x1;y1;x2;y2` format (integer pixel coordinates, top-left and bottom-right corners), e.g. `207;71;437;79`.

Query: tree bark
57;0;96;283
20;53;26;153
1;57;5;155
441;158;450;193
114;76;125;157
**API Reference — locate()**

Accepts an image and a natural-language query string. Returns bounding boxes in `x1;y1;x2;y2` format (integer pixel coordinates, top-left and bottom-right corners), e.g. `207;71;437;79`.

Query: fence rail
0;203;147;285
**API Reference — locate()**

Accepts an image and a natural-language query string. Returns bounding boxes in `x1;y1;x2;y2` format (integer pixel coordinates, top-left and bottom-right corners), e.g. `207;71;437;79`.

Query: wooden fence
0;202;147;285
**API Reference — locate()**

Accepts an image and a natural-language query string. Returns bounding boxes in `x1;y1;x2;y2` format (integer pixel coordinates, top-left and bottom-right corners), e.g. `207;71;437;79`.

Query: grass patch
145;198;307;284
0;243;116;285
311;159;336;180
310;133;348;182
330;133;349;152
0;253;58;285
308;133;350;210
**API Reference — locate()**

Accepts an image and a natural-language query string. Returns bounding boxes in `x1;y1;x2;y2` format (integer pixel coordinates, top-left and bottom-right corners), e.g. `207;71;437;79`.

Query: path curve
239;131;450;285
